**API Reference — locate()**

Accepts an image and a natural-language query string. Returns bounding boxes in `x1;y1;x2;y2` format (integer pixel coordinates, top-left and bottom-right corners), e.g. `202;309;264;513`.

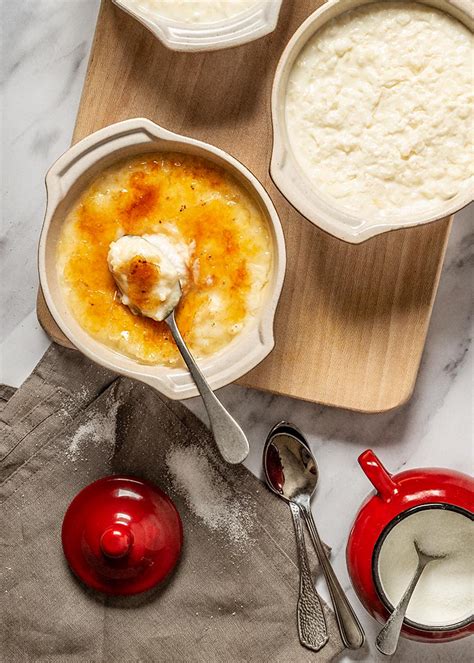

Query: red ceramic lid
62;476;183;595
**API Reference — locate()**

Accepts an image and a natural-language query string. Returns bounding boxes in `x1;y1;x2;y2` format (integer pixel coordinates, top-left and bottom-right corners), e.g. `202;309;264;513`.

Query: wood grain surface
38;0;452;412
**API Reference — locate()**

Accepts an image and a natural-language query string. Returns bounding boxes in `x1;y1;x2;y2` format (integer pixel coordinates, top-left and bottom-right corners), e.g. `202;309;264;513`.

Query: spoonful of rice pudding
108;233;250;465
108;234;189;322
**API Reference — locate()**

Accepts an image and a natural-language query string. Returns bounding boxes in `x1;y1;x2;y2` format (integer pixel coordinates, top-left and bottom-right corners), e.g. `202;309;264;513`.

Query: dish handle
358;450;399;502
44;118;176;200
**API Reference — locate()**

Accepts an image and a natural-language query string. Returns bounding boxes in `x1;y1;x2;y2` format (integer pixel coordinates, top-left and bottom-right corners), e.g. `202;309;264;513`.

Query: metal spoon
376;541;446;656
263;428;328;651
264;422;365;650
111;267;249;465
164;306;249;464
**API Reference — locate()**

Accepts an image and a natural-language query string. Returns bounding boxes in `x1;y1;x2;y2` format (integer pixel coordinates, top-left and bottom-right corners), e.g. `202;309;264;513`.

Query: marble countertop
1;1;472;661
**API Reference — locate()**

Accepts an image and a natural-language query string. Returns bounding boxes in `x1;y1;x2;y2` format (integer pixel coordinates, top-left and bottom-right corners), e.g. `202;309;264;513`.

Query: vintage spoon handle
165;311;249;464
301;506;365;650
289;502;328;651
375;560;426;656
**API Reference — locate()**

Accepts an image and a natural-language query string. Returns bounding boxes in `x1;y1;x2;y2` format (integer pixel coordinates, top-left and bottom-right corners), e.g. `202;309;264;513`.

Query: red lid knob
62;476;183;595
100;525;133;559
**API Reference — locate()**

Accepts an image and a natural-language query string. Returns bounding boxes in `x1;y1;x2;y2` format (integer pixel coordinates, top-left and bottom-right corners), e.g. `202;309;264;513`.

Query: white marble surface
1;1;472;661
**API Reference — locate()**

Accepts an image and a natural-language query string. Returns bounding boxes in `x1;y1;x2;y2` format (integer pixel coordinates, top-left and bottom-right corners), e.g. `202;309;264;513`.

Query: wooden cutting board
37;0;452;412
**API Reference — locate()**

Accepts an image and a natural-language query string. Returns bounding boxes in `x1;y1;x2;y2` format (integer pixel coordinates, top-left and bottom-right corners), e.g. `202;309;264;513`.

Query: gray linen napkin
1;344;344;662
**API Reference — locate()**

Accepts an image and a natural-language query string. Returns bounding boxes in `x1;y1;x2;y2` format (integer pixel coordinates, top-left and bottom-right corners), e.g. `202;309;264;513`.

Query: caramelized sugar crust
57;153;272;365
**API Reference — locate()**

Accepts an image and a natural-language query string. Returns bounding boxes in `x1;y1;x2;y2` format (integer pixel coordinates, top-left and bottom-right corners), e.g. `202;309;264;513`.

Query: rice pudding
123;0;263;24
285;2;474;217
57;153;272;366
107;233;190;321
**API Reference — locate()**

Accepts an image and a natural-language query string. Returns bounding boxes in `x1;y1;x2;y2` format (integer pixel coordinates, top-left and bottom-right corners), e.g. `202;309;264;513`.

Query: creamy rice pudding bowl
272;0;474;242
123;0;264;24
113;0;283;51
39;119;285;399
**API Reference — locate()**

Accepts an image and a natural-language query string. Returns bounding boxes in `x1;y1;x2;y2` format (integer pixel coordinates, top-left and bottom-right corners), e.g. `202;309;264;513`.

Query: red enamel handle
358;450;399;502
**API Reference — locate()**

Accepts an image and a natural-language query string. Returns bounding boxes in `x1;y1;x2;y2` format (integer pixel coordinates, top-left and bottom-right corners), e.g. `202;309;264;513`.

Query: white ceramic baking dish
38;118;286;400
113;0;283;51
271;0;473;244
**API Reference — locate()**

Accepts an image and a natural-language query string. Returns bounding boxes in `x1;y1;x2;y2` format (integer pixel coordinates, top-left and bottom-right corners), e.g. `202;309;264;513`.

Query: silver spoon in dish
108;236;249;465
376;541;446;656
163;290;249;464
263;422;365;650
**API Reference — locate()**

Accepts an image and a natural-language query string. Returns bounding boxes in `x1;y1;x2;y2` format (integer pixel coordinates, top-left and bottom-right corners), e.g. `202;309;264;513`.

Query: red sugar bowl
62;476;183;595
346;450;473;643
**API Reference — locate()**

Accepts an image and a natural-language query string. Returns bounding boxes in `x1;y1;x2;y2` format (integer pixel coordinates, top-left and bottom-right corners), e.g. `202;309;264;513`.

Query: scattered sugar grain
165;445;255;549
66;399;121;461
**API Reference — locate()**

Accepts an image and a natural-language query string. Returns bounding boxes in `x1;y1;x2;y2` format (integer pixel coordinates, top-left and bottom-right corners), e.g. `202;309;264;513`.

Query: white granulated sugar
66;400;120;461
165;446;255;548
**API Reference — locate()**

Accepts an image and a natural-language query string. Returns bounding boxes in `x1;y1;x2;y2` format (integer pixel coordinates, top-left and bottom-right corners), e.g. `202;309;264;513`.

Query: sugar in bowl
346;450;473;642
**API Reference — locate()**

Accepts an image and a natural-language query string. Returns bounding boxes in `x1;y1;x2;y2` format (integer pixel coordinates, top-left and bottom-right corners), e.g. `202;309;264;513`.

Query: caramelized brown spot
123;256;161;312
120;172;160;233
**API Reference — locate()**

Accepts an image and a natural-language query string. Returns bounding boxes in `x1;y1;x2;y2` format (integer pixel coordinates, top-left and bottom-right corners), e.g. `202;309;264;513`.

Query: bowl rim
38;117;286;400
112;0;283;52
271;0;474;244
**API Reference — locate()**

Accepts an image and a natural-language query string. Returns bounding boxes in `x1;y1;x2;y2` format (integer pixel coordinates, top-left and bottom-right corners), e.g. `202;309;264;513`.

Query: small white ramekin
113;0;283;51
271;0;473;244
38;118;286;400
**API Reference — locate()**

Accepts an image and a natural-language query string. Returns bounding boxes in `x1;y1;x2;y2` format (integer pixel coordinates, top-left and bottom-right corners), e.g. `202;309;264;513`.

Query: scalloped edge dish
38;118;286;400
271;0;473;244
113;0;283;51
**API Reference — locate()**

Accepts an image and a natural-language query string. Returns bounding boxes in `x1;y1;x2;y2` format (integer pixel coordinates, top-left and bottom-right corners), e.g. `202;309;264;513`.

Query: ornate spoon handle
289;502;328;651
301;505;365;650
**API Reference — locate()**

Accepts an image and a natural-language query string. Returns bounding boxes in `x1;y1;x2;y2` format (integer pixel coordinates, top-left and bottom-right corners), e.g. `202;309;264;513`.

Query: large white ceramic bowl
38;118;286;400
271;0;473;244
113;0;283;51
